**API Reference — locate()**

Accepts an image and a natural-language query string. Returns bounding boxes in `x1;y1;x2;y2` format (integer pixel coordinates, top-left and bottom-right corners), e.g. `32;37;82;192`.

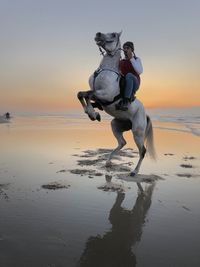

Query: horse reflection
78;182;155;267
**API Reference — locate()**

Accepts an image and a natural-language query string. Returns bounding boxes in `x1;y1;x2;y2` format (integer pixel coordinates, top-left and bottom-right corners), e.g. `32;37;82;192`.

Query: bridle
97;37;122;57
92;36;123;106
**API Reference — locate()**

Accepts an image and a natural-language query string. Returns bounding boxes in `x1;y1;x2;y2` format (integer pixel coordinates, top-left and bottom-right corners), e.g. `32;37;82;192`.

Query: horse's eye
112;33;116;38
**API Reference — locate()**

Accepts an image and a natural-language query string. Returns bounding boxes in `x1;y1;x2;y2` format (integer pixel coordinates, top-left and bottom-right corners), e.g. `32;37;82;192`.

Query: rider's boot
118;98;130;111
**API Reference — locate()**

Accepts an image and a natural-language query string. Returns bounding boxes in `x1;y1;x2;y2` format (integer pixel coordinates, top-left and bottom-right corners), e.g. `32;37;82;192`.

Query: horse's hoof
96;113;101;122
88;114;95;121
130;171;137;177
105;161;112;167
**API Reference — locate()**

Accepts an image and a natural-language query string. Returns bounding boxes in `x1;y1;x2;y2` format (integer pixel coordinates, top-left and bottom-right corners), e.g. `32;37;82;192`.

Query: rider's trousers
124;73;140;99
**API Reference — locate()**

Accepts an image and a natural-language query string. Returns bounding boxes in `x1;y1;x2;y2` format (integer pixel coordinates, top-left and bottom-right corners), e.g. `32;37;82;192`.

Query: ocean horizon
1;106;200;137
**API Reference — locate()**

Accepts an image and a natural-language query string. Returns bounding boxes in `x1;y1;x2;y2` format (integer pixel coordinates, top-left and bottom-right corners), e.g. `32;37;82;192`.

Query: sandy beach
0;111;200;267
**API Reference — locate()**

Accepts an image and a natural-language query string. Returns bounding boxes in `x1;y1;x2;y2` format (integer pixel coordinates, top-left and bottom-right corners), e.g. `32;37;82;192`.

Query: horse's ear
118;30;122;37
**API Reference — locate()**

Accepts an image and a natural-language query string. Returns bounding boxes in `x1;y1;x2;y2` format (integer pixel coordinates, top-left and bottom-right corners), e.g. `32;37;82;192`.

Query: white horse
77;31;156;176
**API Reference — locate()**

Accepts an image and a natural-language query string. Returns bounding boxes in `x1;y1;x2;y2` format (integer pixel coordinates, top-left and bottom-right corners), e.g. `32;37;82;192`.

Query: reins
93;36;123;106
98;46;105;56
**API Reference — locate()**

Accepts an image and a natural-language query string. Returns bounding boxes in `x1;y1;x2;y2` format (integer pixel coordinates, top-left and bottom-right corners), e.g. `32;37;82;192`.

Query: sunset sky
0;0;200;114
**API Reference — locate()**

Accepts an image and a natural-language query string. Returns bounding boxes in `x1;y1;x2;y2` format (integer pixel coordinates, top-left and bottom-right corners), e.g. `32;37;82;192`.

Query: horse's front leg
77;91;88;113
85;93;101;121
77;90;101;121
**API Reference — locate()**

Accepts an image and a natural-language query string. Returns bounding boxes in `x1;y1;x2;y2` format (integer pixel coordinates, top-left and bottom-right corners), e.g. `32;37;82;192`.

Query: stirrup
116;99;129;111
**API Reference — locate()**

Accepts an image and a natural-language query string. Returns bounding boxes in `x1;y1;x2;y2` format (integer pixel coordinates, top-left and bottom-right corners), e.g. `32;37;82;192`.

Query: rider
118;41;143;111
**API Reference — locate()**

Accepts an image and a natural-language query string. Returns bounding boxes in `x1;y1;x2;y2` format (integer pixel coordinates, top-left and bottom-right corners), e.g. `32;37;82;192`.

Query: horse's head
95;31;122;56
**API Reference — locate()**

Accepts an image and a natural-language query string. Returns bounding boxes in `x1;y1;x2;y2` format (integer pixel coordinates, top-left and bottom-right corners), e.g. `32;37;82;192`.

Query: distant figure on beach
5;112;10;120
117;41;143;111
0;112;11;123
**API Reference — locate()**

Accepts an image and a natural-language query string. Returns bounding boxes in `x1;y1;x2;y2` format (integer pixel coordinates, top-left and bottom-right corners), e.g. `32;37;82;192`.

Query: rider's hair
123;41;134;51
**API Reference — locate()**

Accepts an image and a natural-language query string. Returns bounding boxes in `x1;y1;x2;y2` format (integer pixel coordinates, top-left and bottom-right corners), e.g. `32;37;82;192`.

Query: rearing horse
77;31;156;176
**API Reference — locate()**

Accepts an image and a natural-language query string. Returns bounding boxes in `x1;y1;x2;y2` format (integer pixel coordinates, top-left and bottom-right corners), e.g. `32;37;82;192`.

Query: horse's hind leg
106;119;130;166
131;129;146;176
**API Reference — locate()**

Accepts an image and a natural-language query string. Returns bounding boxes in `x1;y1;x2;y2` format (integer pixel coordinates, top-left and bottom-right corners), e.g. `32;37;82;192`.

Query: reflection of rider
117;41;143;111
78;183;155;267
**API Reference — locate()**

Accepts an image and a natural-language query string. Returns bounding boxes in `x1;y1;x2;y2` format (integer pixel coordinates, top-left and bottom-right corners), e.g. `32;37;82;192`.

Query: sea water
64;106;200;137
0;106;200;267
1;107;200;137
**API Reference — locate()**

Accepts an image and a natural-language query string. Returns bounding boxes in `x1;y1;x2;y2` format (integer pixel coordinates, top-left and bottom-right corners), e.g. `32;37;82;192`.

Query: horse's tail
145;115;157;160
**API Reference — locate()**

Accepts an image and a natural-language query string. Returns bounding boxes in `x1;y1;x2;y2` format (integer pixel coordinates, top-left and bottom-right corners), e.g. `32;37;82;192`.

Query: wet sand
0;115;200;267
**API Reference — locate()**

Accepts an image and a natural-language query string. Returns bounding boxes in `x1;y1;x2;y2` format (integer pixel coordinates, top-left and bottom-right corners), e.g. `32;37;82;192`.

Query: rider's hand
126;49;133;60
124;48;133;59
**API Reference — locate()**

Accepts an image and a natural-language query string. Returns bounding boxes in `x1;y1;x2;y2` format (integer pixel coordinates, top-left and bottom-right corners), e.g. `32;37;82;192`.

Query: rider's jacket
119;57;143;83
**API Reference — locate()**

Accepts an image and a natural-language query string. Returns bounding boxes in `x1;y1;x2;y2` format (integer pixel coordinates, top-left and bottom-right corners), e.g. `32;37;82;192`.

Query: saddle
91;75;135;110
